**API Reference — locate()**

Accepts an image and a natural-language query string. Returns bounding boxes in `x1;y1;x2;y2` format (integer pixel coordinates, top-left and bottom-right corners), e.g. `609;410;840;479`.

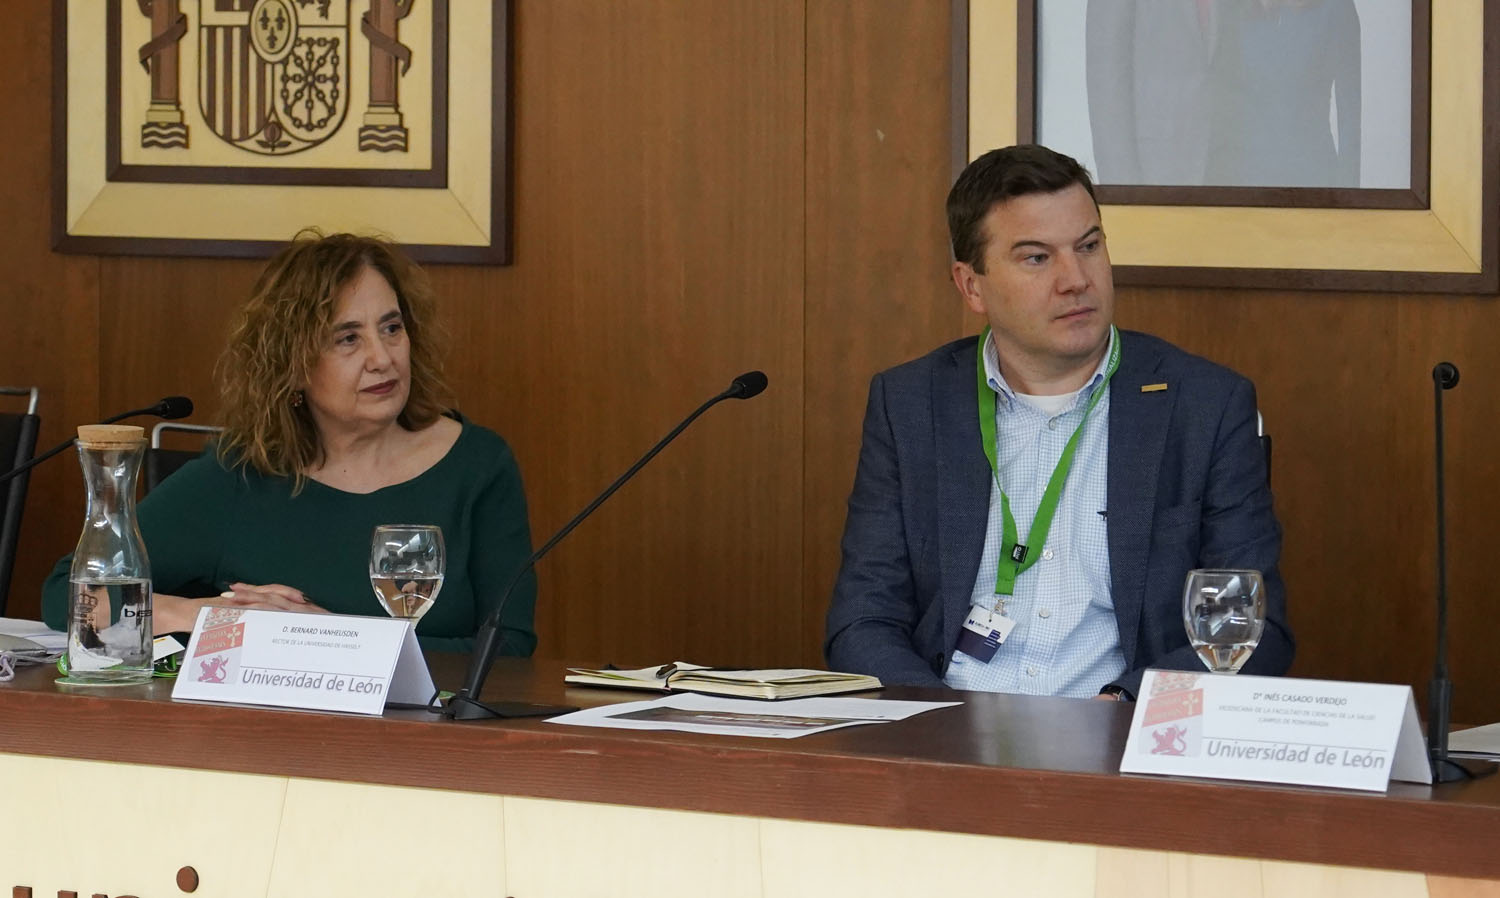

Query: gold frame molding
953;0;1498;293
52;0;511;265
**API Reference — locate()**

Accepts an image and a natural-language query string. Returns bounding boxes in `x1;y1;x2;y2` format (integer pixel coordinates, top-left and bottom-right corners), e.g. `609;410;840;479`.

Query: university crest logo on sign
198;0;351;155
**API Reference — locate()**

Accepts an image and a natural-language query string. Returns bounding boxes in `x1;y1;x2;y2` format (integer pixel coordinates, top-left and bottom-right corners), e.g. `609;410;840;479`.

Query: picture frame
952;0;1498;293
52;0;511;265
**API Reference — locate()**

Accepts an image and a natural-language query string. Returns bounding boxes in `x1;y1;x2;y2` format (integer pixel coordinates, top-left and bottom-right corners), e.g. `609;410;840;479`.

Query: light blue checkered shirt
943;329;1127;697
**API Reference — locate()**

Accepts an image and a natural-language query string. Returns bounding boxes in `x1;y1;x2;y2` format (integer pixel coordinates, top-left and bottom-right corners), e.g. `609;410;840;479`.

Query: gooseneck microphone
1426;363;1490;783
134;396;195;421
0;396;195;486
444;371;769;721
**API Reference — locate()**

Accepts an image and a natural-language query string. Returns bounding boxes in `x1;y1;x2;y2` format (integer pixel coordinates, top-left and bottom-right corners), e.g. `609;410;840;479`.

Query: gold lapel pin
1141;383;1168;393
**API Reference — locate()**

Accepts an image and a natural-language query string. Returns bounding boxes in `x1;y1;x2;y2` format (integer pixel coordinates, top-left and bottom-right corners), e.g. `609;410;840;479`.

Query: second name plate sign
1120;670;1432;792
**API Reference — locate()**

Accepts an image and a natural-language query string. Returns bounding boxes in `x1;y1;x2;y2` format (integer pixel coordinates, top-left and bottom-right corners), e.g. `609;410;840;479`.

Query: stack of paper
0;618;67;653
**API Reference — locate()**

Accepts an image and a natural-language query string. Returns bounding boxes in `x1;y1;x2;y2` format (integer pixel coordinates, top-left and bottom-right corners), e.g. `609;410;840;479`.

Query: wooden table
2;656;1498;897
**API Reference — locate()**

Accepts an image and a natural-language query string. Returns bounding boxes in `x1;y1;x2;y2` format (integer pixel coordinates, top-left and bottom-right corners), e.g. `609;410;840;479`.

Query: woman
41;232;537;655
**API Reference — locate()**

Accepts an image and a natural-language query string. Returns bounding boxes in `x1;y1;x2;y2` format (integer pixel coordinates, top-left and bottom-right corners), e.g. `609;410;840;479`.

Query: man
824;145;1291;700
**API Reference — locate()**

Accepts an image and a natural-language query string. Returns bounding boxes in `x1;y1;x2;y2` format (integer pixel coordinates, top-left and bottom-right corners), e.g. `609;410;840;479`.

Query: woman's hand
153;587;329;635
221;582;328;613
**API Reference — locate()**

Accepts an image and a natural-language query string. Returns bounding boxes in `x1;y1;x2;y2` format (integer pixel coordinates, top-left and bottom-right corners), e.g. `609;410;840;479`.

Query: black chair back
1258;411;1272;488
0;387;39;616
146;422;223;494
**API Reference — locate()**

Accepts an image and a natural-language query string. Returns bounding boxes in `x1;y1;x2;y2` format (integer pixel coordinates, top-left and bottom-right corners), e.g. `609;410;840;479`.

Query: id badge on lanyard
953;326;1119;663
955;598;1017;662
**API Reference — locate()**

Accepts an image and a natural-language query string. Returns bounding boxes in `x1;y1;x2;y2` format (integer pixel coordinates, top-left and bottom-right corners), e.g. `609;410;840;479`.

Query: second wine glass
1182;568;1265;673
369;524;445;622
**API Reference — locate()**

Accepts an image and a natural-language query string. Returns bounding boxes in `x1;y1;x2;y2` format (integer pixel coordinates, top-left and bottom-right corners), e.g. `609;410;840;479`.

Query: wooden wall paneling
1118;287;1500;722
13;0;1497;720
1115;289;1407;687
1;2;100;618
482;0;807;665
1;260;99;620
803;0;966;667
1393;292;1500;724
97;257;259;423
1116;290;1412;687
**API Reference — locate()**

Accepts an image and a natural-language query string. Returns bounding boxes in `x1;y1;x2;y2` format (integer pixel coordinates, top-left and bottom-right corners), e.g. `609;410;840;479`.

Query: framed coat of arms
53;0;511;264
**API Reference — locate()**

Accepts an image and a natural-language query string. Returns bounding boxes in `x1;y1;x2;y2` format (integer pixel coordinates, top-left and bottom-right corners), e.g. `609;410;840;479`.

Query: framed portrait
53;0;511;264
953;0;1498;292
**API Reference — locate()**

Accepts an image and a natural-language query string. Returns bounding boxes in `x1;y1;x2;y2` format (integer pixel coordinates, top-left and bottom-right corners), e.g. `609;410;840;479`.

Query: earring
290;391;304;408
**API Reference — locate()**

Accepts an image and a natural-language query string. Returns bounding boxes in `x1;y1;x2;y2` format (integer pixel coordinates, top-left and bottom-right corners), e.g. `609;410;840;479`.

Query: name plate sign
1120;670;1432;791
171;607;436;715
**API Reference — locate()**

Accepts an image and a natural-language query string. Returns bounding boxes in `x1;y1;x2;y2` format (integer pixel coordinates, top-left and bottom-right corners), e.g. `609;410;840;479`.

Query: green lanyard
976;326;1120;598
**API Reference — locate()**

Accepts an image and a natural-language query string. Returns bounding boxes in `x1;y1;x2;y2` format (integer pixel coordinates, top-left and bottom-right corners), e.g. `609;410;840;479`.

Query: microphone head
727;371;768;400
1433;362;1460;390
153;396;195;420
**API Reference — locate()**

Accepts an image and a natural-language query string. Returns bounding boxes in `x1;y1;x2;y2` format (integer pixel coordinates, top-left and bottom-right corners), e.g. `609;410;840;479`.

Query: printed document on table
0;618;67;652
1447;722;1500;759
546;693;958;739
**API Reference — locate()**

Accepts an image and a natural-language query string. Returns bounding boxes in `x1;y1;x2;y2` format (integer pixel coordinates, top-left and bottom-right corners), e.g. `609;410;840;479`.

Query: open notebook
565;662;882;701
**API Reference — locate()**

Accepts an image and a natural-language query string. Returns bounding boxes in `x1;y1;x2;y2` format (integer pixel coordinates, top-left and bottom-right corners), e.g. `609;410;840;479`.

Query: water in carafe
64;424;153;684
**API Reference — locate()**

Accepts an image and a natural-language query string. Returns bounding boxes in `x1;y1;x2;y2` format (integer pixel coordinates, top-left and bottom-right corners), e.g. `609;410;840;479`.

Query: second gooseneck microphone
0;396;195;486
1425;362;1489;782
444;371;769;721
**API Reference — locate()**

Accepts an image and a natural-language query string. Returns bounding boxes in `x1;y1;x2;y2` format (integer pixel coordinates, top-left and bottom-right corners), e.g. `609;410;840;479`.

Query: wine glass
369;525;445;622
1182;569;1265;673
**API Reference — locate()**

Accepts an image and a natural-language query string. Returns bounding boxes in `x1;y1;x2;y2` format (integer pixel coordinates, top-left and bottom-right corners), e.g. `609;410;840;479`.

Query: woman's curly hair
215;230;453;492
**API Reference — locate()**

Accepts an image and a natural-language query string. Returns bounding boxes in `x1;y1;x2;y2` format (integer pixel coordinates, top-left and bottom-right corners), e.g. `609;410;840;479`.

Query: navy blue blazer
824;330;1293;697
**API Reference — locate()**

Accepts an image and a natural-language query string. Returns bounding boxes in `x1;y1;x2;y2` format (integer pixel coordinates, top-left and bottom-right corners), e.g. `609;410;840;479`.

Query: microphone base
444;694;577;721
1431;753;1498;784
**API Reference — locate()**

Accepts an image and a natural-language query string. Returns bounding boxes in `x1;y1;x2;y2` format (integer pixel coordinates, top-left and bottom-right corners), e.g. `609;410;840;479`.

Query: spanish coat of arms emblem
136;0;415;155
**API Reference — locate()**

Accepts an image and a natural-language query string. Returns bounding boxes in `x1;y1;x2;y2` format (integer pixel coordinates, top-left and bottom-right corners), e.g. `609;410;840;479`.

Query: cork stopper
77;424;146;448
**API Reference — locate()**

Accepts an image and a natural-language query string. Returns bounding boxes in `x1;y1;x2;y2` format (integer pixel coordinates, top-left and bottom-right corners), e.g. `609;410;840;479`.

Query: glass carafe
63;424;153;684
